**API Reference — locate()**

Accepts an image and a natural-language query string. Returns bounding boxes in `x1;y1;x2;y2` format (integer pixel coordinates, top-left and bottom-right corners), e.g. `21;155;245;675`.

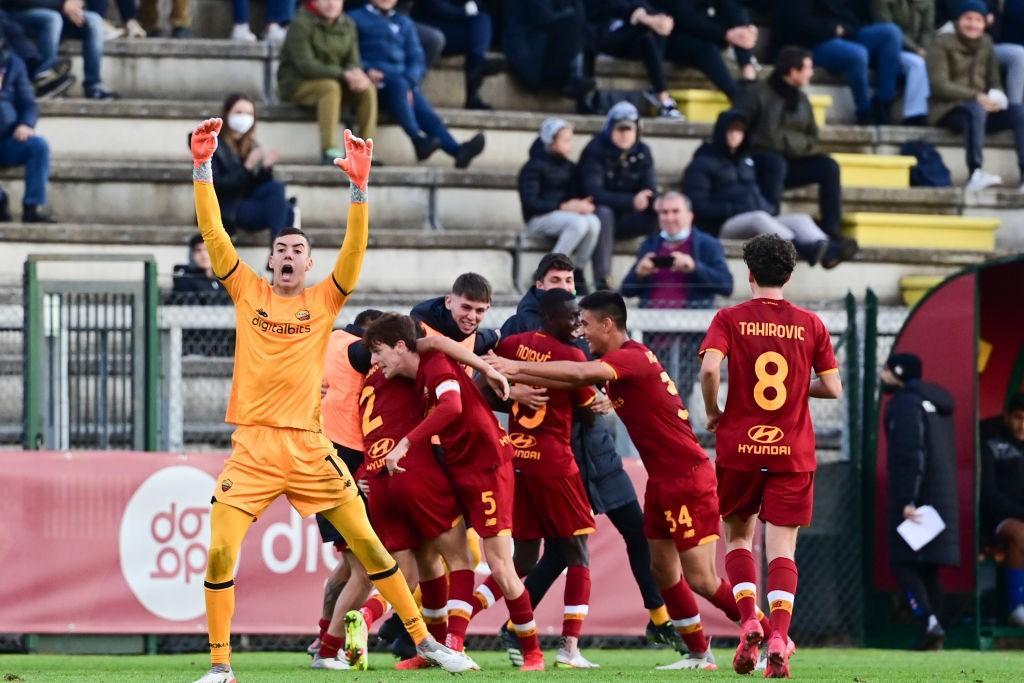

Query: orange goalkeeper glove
190;117;222;168
333;129;373;192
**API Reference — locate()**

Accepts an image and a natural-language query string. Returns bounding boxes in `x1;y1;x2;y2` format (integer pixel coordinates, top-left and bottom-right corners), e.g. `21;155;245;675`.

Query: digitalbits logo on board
119;466;215;621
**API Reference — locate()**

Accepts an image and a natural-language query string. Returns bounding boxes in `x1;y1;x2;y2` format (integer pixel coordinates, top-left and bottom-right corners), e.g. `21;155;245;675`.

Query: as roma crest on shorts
221;479;233;492
295;308;310;321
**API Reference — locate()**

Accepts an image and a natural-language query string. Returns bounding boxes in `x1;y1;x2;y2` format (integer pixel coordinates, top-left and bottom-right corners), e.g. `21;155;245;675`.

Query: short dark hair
579;290;627;330
743;234;797;287
533;253;575;283
1008;392;1024;414
275;226;311;249
539;287;576;318
451;272;492;303
775;46;812;79
354;309;384;327
363;312;422;350
188;233;204;251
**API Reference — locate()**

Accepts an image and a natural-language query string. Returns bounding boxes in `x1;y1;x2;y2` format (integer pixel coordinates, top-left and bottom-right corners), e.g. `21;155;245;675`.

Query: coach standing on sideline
881;352;960;651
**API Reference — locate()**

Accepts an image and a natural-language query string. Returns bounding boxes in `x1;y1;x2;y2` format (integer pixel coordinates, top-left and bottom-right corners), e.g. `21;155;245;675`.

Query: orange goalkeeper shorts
212;425;358;518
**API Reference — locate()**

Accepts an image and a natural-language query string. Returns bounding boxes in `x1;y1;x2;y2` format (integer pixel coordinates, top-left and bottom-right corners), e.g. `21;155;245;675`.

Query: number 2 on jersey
359;385;383;435
753;351;789;411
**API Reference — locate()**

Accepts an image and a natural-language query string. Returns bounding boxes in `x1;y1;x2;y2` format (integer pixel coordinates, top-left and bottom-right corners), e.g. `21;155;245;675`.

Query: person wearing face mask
209;94;296;243
880;352;959;650
620;191;732;404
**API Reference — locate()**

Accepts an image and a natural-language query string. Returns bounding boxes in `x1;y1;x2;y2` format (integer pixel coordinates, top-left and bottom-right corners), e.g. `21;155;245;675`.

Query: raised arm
330;130;373;297
190;118;239;279
486;352;614;387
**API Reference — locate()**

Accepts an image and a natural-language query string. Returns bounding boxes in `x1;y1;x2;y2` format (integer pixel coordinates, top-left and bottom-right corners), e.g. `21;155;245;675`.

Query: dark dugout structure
862;255;1024;649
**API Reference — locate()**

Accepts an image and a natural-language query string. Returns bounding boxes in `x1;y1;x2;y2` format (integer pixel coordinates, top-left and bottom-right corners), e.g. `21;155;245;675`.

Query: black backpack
900;140;953;187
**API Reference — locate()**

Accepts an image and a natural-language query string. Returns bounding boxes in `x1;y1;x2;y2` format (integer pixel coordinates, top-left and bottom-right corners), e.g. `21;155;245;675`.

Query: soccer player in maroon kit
482;288;600;668
698;235;842;678
487;290;746;671
364;313;548;671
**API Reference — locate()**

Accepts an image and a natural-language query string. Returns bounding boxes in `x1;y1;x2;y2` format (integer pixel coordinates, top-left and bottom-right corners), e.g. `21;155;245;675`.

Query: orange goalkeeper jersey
193;178;368;432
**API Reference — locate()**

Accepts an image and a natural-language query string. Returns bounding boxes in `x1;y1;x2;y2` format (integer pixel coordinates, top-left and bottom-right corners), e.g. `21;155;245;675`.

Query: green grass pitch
1;648;1023;682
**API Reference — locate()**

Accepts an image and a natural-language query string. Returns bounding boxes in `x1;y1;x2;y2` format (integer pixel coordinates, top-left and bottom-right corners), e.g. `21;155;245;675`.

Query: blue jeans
234;179;293;241
940;101;1024;177
899;50;929;119
232;0;294;25
14;8;105;88
377;72;459;155
812;22;902;115
0;134;50;206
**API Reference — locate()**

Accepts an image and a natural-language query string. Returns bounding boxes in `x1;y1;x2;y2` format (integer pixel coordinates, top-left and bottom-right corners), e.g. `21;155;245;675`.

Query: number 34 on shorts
664;505;695;539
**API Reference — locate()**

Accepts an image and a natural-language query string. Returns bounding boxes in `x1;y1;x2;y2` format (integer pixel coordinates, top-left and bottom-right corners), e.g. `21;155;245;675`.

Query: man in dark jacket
655;0;758;101
742;46;858;267
518;118;603;293
502;0;594;100
411;0;501;109
620;191;732;403
773;0;902;124
410;271;500;353
0;35;53;222
579;101;659;292
980;392;1024;626
881;352;960;650
498;251;680;659
350;0;485;167
682;110;832;266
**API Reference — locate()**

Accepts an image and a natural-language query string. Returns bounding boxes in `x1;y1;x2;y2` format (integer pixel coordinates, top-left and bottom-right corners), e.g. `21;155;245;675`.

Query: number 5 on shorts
481;490;497;527
664;505;694;538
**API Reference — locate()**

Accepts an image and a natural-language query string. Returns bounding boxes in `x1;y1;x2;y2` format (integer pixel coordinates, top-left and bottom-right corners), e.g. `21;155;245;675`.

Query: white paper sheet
897;505;946;552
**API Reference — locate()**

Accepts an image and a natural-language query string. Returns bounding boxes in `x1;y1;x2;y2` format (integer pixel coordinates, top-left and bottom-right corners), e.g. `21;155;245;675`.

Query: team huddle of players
186;121;841;683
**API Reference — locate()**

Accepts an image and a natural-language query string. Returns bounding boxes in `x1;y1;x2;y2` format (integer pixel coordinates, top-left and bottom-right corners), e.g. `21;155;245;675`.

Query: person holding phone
620;191;732;404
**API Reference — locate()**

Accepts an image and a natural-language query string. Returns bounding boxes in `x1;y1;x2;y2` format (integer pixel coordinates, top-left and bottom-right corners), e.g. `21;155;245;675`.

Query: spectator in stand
86;0;145;39
654;0;758;102
927;1;1024;192
230;0;293;44
870;0;933;125
0;35;53;223
517;118;604;293
6;0;117;98
278;0;378;164
350;0;486;167
620;191;731;402
775;0;903;124
209;94;296;242
741;46;858;266
980;392;1024;627
411;0;502;110
136;0;190;38
585;1;682;118
937;0;1024;106
0;8;74;96
502;0;594;103
579;101;657;292
171;234;231;304
881;353;960;651
683;110;836;267
346;0;448;68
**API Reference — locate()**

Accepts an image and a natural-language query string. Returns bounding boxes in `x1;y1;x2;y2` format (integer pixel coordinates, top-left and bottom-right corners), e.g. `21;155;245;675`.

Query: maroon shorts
368;467;463;552
716;465;815;527
643;460;721;551
513;471;595;540
448;461;514;538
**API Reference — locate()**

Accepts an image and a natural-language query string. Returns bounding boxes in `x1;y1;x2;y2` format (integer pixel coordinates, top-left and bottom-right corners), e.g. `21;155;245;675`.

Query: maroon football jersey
599;340;709;480
496;332;596;476
414;349;513;473
699;298;838;472
360;364;438;479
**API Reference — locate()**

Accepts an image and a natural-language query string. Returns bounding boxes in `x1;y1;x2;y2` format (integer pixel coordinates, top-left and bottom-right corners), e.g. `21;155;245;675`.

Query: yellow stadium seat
669;89;832;126
831;153;916;189
842;212;1000;252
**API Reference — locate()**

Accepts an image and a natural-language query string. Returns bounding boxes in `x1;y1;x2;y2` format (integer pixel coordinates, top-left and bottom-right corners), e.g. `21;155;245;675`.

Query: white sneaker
556;648;600;668
124;18;146;39
1009;604;1024;626
101;19;122;41
192;664;236;683
655;649;718;671
417;636;480;673
966;168;1003;192
306;637;321;657
311;654;351;670
231;23;258;42
265;22;288;46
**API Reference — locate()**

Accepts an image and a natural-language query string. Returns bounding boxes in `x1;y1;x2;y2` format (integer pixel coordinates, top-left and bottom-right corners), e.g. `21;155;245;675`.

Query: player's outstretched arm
485;352;613;387
330;129;372;297
416;336;510;400
190;118;239;279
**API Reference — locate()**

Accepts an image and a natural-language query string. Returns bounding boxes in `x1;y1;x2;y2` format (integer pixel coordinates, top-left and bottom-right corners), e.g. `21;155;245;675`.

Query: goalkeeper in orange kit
187;119;477;683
